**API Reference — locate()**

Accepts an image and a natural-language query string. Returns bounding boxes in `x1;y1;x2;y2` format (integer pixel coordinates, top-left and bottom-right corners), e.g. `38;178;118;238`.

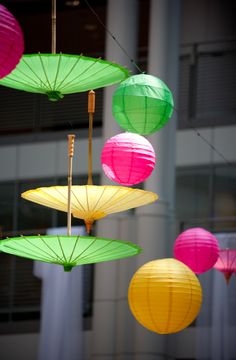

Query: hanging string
83;0;143;74
84;0;231;168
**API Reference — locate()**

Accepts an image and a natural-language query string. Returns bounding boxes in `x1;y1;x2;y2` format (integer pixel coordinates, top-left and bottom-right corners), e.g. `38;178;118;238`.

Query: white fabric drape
196;233;236;360
34;227;85;360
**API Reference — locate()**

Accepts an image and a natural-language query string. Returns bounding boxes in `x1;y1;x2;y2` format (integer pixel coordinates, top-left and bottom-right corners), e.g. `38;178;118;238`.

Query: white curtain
196;233;236;360
34;227;85;360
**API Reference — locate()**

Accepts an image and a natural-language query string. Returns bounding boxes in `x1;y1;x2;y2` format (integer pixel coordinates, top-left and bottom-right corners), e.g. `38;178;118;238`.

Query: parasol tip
64;264;73;272
224;271;232;285
46;90;64;101
85;220;94;234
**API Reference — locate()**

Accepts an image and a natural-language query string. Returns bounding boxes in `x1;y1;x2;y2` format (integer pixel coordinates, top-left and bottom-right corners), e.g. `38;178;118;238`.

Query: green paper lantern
0;53;129;101
112;74;174;135
0;235;142;272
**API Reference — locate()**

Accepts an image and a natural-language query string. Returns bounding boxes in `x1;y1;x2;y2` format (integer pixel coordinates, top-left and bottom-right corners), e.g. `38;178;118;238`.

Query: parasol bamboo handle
87;90;95;186
67;134;75;236
51;0;56;54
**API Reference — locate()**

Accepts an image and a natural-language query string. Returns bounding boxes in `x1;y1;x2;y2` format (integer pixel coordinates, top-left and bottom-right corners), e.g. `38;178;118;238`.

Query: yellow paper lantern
128;258;202;334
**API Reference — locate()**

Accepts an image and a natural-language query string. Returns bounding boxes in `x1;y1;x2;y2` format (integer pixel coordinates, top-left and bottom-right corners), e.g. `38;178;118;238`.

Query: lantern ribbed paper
101;132;156;186
128;258;202;334
0;5;24;79
0;235;142;272
214;249;236;284
174;228;219;274
112;74;174;135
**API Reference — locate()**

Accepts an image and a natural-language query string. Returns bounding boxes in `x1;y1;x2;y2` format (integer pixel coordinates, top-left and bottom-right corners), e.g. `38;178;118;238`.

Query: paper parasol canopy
21;185;158;233
213;249;236;284
0;235;142;272
0;53;129;101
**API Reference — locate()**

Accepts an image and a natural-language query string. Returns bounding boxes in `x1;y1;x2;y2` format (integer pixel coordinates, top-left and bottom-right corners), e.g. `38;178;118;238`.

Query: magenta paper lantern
174;228;219;274
101;132;156;186
214;249;236;284
0;5;24;79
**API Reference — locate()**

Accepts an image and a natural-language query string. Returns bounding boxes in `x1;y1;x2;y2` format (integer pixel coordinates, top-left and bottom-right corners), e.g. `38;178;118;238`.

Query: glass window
176;167;211;223
176;164;236;232
0;182;15;233
18;179;54;232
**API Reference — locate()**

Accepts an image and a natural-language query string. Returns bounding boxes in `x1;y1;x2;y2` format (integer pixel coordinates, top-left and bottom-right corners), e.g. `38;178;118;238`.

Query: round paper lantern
128;258;202;334
214;249;236;284
112;74;174;135
101;132;156;186
0;5;24;79
174;228;219;274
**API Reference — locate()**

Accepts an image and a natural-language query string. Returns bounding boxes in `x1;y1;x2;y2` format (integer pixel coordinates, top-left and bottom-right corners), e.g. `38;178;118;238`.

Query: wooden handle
87;91;95;185
68;134;75;157
51;0;56;53
67;134;75;237
88;90;95;113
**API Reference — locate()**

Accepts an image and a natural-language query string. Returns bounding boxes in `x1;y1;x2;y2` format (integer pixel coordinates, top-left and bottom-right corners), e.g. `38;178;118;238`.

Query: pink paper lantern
214;249;236;284
174;228;219;274
0;5;24;79
101;132;156;186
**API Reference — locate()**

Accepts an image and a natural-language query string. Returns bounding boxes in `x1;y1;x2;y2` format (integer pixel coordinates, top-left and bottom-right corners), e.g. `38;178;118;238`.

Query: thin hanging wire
83;0;143;74
178;112;232;166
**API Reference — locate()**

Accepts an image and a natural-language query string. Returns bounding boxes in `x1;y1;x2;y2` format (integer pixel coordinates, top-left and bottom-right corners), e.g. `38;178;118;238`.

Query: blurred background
0;0;235;359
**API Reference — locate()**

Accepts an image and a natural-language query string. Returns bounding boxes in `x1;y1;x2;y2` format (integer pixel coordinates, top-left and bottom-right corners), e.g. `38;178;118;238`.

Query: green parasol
0;0;129;101
0;53;129;101
0;235;141;272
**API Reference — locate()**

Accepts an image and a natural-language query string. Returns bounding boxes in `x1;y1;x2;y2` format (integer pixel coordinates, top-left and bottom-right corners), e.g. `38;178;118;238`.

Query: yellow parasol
22;185;157;233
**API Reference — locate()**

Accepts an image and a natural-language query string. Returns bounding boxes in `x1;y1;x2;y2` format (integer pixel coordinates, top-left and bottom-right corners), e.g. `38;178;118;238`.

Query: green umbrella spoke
55;54;83;89
38;235;65;262
57;235;67;262
52;52;62;91
24;237;61;260
38;53;53;91
21;56;50;89
67;235;82;263
4;243;57;263
58;57;101;92
71;238;116;263
70;237;99;263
